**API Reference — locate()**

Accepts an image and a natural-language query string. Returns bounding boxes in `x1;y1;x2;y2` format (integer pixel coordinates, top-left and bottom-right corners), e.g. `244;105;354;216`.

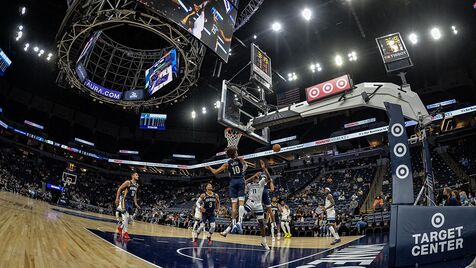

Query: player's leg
207;215;216;245
237;180;246;225
275;213;281;240
284;221;291;238
280;220;288;237
122;202;132;239
116;209;123;234
328;220;341;245
255;205;270;250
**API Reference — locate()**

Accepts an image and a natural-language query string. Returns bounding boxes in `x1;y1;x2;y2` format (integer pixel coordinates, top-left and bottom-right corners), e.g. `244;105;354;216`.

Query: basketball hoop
224;128;242;149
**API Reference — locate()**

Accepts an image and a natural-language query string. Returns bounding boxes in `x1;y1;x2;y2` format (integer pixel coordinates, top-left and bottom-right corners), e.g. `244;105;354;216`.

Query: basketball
272;144;281;152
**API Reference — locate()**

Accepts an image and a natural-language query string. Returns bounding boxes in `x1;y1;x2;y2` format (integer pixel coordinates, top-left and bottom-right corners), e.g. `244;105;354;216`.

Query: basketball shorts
245;200;264;220
281;215;290;222
202;213;216;224
327;211;336;224
229;178;245;201
262;188;271;208
119;199;134;214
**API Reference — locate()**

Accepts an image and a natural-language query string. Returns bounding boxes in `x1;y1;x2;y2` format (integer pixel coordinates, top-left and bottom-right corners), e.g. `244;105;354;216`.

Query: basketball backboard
218;80;270;144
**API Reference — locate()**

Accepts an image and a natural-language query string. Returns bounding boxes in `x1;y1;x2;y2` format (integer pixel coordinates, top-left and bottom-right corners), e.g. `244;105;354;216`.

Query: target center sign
305;74;353;103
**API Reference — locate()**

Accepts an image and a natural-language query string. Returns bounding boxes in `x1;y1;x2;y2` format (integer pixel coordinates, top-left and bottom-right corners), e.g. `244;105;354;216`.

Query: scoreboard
250;43;272;91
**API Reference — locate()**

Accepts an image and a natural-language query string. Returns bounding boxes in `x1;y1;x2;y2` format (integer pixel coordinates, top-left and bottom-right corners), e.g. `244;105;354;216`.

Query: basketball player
206;147;247;234
192;183;220;246
192;194;204;244
245;162;280;241
181;1;209;39
321;187;341;245
242;159;272;250
270;197;282;241
115;172;140;240
280;200;292;238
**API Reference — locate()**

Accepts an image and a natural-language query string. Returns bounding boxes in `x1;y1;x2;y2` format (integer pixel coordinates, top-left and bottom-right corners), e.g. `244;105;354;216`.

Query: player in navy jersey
194;183;220;246
115;172;140;240
268;196;282;241
206;147;247;235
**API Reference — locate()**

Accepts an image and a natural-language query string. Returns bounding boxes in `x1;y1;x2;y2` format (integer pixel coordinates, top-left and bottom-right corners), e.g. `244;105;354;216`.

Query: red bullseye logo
308;87;320;98
322;83;334;94
336;78;348;89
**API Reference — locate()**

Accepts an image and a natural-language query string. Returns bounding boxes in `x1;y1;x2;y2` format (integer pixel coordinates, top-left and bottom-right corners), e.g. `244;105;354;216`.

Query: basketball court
1;192;474;268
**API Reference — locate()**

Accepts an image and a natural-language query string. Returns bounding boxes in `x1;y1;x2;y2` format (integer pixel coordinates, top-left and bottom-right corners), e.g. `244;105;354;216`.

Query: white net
224;128;243;149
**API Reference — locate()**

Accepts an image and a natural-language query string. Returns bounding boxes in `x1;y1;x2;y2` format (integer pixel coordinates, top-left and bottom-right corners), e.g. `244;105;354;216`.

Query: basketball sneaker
272;236;276;242
207;237;212;246
123;232;130;240
277;233;281;240
261;242;270;251
330;238;341;245
220;231;228;237
117;225;122;234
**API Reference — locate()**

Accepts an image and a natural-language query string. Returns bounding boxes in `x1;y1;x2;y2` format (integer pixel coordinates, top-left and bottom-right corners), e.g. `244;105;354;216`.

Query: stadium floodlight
287;72;298;81
191;110;196;119
271;22;282;32
408;33;418;45
16;31;23;41
348;51;357;62
335;55;343;67
24;43;29;51
18;25;23;31
310;63;322;73
202;107;207;114
33;46;39;52
451;25;458;35
301;8;312;21
214;100;220;109
20;6;26;15
47;53;52;57
430;27;442;40
253;35;257;39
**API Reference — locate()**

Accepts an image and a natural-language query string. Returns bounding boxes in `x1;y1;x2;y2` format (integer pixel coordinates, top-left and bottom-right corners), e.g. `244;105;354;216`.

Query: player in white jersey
181;1;209;39
280;200;292;238
321;187;341;245
192;194;205;244
243;160;272;250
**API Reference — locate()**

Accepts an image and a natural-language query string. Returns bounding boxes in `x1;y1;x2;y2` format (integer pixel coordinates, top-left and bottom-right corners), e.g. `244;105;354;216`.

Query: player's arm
219;29;232;43
181;11;196;25
115;181;130;206
206;162;228;175
134;189;140;209
260;160;272;184
245;172;261;183
238;157;248;172
216;194;220;212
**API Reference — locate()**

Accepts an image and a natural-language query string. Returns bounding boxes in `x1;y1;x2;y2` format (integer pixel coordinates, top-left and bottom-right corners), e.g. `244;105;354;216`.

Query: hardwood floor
0;191;361;268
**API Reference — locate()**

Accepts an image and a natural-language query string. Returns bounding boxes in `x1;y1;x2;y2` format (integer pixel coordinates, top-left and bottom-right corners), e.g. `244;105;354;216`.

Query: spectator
372;195;384;212
443;187;459;206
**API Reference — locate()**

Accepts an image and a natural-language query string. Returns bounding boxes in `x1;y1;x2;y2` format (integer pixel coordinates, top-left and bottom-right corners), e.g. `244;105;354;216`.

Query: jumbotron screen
145;48;178;96
139;113;167;130
136;0;237;62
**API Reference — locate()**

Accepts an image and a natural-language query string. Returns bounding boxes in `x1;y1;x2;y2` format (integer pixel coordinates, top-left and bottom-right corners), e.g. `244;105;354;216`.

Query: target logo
306;74;352;103
394;143;407;157
322;83;334;94
431;213;445;228
396;164;409;179
308;87;320;98
336;78;348;89
391;123;404;137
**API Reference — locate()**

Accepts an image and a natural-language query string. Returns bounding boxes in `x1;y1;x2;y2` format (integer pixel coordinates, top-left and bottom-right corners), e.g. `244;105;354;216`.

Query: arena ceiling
0;0;475;162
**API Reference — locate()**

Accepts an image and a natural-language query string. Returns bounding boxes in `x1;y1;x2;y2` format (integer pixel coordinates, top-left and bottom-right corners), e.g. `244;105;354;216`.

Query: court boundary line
85;228;163;268
267;236;364;268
